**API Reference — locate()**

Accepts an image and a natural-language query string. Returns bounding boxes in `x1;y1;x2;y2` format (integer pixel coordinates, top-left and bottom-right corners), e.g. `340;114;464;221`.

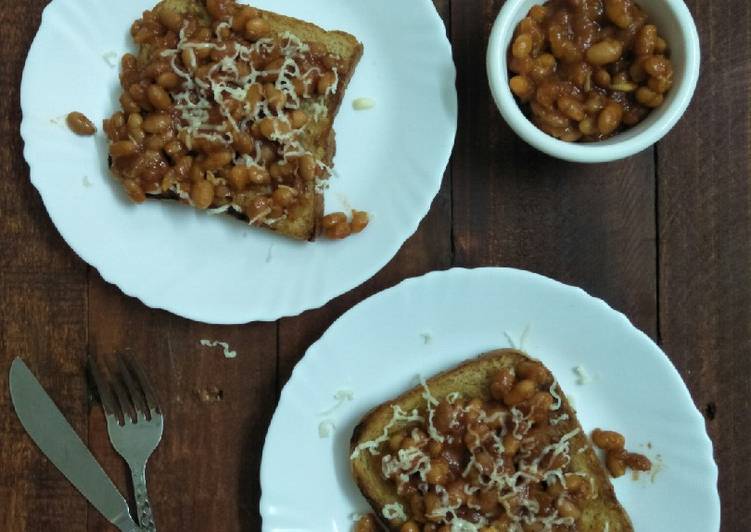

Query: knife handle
131;468;156;532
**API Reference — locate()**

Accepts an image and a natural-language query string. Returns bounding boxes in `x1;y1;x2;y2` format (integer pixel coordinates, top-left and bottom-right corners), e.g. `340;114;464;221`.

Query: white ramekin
487;0;701;163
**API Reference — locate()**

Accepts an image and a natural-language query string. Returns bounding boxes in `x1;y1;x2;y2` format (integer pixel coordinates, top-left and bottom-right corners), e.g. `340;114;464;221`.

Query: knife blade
9;358;141;532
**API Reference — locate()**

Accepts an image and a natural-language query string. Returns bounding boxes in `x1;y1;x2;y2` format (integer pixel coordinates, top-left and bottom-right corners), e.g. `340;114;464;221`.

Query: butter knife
9;358;140;532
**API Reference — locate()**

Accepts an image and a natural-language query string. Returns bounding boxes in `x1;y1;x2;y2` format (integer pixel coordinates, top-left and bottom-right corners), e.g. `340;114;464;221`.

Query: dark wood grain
2;0;751;531
657;1;751;529
86;274;277;532
0;1;89;530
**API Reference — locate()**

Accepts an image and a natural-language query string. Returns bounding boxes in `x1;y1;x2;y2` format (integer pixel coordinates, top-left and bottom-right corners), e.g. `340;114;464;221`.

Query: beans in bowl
508;0;674;142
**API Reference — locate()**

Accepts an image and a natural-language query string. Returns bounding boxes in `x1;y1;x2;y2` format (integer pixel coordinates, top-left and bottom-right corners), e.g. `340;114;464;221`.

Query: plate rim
19;0;458;324
259;266;720;530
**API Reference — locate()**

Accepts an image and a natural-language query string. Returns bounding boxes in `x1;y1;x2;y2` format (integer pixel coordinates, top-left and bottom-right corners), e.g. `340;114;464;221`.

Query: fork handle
131;467;156;532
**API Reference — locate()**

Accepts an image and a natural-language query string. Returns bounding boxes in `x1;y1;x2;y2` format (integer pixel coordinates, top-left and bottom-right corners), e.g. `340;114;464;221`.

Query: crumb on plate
352;97;376;110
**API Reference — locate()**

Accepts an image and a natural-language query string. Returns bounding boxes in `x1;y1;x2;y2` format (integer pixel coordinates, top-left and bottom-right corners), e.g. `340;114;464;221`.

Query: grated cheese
309;100;328;122
318;419;335;438
574;365;593;385
148;18;343;225
451;518;485;532
549;380;563;410
351;405;424;459
382;502;407;522
426;485;462;523
318;389;354;416
419;376;445;443
279;31;310;55
102;51;118;68
325;67;340;96
527;428;581;476
199;339;237;359
511;406;530;439
382;446;431;483
207;204;232;215
352;351;592;530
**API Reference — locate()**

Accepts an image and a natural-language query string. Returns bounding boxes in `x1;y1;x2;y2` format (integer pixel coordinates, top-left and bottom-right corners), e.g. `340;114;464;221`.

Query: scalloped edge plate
20;0;457;324
260;268;719;531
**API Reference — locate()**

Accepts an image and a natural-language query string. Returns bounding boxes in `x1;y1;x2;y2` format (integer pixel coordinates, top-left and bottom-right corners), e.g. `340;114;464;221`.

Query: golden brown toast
350;349;633;531
108;0;363;240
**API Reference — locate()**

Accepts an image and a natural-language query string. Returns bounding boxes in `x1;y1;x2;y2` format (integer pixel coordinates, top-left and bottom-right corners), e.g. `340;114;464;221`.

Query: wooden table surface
1;1;748;530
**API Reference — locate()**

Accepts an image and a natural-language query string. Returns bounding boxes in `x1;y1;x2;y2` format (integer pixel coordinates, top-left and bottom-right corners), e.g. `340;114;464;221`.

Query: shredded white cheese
325;67;340;96
351;405;424;459
382;446;431;483
102;51;118;68
207;204;232;215
318;419;335;438
199;339;237;359
279;31;310;55
503;324;531;350
350;350;589;530
319;389;354;416
419;376;445;443
574;365;593;385
349;512;365;522
153;19;335;227
549;380;563;410
427;485;463;523
309;100;328;122
382;502;407;522
519;323;531;349
451;518;484;532
511;406;530;439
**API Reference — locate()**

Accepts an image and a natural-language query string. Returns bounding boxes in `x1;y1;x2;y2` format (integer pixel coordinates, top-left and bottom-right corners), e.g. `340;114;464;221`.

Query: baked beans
508;0;673;142
322;211;369;239
352;355;600;530
66;112;97;136
104;0;367;239
592;428;652;478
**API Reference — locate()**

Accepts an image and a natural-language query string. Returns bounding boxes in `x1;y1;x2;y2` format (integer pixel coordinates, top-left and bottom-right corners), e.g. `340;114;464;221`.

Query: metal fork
90;353;164;532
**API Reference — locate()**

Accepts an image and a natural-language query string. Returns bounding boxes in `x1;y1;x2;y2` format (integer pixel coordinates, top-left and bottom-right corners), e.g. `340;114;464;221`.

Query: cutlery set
9;355;163;532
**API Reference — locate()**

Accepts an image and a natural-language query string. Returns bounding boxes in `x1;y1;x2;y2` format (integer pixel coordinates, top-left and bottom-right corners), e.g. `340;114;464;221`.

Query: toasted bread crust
350;349;634;531
260;8;362;240
115;0;363;241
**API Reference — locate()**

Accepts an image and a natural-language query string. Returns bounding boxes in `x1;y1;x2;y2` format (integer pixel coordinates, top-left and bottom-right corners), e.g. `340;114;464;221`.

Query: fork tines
89;353;161;425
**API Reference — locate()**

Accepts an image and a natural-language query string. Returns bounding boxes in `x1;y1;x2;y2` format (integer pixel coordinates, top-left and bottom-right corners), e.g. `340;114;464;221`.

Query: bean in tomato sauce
508;0;674;142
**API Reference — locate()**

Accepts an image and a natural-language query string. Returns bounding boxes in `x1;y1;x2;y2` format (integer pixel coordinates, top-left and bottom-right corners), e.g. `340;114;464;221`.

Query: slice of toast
108;0;363;241
350;349;634;531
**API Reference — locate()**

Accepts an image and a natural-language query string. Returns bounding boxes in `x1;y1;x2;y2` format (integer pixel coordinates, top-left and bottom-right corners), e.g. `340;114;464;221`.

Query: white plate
260;268;719;532
20;0;457;324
